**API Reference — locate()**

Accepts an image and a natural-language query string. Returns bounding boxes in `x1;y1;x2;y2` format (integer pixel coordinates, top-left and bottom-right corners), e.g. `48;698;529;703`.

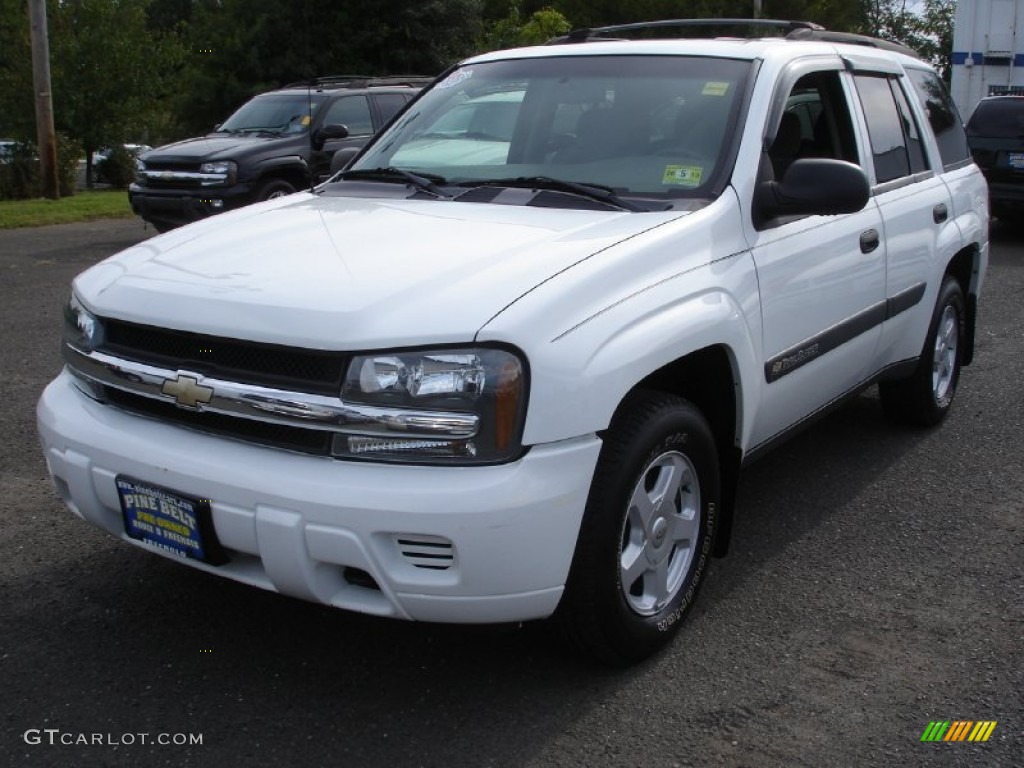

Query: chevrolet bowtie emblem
161;374;214;409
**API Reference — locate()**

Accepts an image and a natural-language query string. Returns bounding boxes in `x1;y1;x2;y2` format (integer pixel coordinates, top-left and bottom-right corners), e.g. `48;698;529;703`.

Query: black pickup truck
129;76;430;231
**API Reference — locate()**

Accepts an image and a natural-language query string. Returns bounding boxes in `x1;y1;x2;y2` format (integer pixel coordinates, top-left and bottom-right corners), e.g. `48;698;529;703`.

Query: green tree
171;0;484;137
860;0;955;78
483;2;571;49
0;0;186;187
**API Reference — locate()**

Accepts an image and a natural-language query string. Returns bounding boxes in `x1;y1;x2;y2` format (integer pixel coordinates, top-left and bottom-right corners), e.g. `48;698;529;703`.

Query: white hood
76;193;684;349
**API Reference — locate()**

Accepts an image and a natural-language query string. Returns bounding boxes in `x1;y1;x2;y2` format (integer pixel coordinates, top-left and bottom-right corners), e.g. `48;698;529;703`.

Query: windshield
355;55;751;198
219;93;325;134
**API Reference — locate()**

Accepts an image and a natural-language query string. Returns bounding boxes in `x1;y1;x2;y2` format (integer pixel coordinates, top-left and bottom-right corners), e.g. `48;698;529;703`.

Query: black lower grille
104;388;332;456
101;319;346;396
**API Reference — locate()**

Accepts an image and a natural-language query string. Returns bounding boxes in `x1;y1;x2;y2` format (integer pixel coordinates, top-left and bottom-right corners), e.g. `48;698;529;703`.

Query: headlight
62;294;103;351
199;160;236;176
334;346;527;464
135;158;146;172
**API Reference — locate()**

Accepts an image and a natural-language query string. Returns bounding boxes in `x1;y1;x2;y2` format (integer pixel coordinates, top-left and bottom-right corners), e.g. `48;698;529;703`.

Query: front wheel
557;391;720;665
255;179;297;201
880;276;966;426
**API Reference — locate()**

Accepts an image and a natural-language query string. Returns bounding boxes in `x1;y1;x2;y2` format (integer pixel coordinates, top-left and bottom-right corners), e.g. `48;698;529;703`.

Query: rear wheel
558;391;719;665
880;276;965;426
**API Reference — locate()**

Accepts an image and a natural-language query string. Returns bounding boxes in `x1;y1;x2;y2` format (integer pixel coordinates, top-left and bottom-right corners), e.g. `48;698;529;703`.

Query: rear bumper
38;371;602;623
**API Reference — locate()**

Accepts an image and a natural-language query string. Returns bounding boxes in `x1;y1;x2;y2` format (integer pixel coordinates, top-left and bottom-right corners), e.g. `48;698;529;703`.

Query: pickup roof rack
548;18;921;59
282;75;435;91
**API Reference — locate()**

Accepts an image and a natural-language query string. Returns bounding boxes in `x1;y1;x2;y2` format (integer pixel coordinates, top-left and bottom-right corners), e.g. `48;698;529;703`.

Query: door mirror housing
313;123;349;150
755;159;870;225
330;147;360;175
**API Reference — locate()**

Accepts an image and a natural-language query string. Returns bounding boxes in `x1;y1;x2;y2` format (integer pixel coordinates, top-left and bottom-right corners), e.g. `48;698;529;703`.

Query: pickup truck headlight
335;346;527;464
62;294;102;351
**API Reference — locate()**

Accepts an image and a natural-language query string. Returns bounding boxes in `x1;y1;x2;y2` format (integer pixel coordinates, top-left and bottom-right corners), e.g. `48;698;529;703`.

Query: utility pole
29;0;59;199
753;0;763;18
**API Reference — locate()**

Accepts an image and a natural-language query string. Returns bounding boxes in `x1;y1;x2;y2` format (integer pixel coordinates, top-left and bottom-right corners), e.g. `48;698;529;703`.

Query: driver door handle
860;229;880;254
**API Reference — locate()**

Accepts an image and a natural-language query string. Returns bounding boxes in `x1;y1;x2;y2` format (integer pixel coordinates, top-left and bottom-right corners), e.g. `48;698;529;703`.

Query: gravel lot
0;217;1020;767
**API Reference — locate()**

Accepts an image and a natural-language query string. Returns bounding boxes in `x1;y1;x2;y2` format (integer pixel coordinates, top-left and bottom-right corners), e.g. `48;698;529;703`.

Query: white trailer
951;0;1024;119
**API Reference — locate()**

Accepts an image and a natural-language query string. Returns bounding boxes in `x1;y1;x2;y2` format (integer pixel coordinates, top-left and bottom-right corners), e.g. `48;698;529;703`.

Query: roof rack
549;18;824;44
784;28;921;59
281;75;434;90
546;17;921;59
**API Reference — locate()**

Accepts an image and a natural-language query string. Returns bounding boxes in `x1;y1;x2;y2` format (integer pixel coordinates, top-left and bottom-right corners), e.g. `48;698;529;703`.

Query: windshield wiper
456;176;646;212
340;167;450;198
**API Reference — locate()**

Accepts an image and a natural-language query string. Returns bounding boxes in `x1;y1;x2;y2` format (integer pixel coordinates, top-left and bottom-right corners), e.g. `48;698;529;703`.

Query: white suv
38;20;988;664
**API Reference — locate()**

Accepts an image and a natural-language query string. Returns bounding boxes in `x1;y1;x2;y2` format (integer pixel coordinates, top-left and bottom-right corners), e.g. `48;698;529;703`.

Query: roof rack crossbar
281;75;434;89
552;18;824;44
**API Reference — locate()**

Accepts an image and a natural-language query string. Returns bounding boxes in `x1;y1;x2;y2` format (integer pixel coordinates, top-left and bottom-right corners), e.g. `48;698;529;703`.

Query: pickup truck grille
102;319;346;396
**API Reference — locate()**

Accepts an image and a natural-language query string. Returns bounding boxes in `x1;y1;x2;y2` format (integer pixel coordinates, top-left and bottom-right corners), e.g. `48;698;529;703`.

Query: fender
479;194;763;450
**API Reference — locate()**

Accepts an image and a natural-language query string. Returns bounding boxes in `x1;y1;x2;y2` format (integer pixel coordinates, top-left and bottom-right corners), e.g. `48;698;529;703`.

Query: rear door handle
860;229;880;254
933;203;948;223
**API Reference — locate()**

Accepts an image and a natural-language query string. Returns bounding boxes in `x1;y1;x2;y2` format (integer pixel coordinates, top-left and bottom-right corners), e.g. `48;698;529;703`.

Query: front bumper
38;371;601;623
128;182;256;227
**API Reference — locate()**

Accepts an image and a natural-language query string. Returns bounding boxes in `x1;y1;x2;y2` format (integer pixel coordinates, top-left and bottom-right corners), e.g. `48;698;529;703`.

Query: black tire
557;391;720;665
880;276;966;426
255;179;296;201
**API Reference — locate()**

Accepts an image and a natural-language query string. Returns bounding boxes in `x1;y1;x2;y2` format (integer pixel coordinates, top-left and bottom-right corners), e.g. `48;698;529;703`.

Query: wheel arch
253;156;311;191
618;344;743;558
944;243;981;366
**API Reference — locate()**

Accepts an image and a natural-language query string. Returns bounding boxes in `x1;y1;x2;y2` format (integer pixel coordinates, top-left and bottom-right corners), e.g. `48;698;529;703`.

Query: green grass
0;189;134;229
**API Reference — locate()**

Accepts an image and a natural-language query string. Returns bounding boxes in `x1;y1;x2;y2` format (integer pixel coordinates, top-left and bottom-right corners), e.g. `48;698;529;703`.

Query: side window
906;68;971;169
322;96;373;136
373;93;409;125
854;74;920;183
891;79;928;173
767;71;859;179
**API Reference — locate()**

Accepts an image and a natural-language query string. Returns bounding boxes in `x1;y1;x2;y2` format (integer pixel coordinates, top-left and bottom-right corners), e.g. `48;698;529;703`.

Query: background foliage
0;0;957;197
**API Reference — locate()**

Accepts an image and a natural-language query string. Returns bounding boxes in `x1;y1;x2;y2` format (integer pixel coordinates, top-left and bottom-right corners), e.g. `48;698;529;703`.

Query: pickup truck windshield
355;55;751;198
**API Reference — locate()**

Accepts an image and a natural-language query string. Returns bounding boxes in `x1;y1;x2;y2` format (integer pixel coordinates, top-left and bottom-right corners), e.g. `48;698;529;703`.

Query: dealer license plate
1008;152;1024;169
116;477;225;564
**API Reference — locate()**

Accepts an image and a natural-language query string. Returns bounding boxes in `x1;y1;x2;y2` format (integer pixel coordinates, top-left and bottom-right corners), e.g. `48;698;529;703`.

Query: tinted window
855;74;913;183
891;80;928;173
373;93;409;124
966;98;1024;138
322;96;373;136
907;68;970;168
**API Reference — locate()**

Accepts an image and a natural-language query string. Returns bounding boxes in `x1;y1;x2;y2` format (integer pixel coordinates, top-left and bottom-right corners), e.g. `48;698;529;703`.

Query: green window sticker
663;165;703;186
702;82;730;96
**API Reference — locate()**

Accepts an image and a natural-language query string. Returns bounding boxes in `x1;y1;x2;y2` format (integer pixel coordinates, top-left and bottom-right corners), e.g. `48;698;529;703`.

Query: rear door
847;58;956;368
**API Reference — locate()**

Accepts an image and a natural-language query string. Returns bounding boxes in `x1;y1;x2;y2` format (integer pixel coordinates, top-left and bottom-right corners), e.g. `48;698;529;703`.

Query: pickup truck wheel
256;179;296;201
880;276;965;426
558;392;719;665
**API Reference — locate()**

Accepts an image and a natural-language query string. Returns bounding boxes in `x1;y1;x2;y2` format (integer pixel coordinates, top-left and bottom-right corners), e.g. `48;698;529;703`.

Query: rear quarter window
906;68;971;169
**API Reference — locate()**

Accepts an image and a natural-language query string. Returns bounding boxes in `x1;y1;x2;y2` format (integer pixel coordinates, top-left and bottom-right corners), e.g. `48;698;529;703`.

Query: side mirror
755;159;870;223
330;147;360;174
213;123;221;131
313;123;349;150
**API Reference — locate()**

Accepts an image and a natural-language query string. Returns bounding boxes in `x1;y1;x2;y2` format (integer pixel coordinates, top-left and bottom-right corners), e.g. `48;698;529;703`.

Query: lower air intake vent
395;535;455;570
